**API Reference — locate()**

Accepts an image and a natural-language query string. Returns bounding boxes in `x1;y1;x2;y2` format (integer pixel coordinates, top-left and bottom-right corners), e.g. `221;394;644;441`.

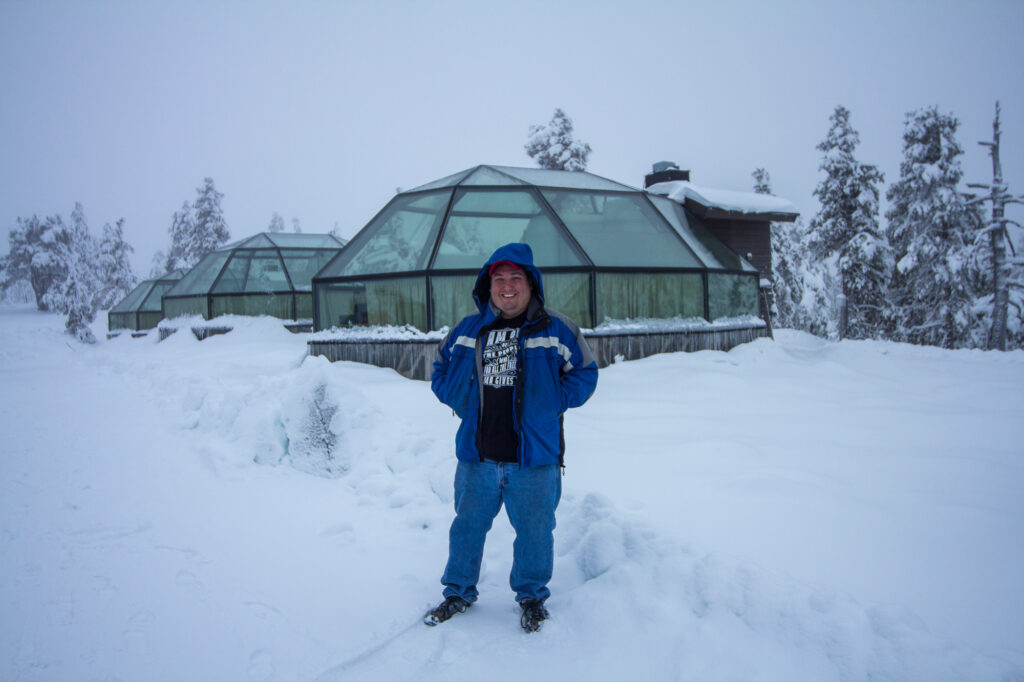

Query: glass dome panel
708;273;759;318
245;254;290;292
596;272;704;322
432;189;586;270
282;249;336;291
648;195;723;269
140;281;180;311
221;234;276;250
542;190;701;267
211;252;252;293
497;167;637;191
166;251;231;296
110;281;154;313
267;233;341;248
319;190;450;277
459;166;529;186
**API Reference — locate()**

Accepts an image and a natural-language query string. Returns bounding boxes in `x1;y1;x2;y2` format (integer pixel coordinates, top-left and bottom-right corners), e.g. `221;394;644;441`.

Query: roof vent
645;161;690;188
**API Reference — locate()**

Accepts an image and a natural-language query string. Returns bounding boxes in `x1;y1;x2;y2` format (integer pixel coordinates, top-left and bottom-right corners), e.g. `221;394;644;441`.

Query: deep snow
1;305;1022;681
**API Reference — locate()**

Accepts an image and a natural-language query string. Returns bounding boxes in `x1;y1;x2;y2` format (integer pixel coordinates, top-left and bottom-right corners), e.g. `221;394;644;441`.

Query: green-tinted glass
267;233;342;248
315;277;426;330
167;252;230;296
212;294;293;318
430;275;479;330
110;281;154;313
295;292;313;320
498;167;636;191
648;195;724;269
320;190;450;277
283;249;339;290
542;191;699;267
542;272;591;328
459;166;530;186
108;311;134;331
137;311;163;330
244;254;290;292
595;272;704;323
433;190;585;270
211;252;252;293
164;295;208;319
140;281;179;312
707;273;759;319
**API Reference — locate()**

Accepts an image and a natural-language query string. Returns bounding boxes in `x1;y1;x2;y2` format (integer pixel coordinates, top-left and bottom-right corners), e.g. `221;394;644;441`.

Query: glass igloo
312;165;759;332
162;233;345;321
107;269;186;332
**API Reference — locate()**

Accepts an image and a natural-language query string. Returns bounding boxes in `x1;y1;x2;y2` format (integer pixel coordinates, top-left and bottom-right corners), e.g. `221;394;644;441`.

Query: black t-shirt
478;312;526;463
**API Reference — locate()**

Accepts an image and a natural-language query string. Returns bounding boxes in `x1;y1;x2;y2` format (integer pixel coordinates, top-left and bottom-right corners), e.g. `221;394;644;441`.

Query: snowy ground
1;304;1022;682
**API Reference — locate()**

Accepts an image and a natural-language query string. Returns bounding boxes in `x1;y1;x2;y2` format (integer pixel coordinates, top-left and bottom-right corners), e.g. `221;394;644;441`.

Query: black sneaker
423;596;470;626
519;598;549;633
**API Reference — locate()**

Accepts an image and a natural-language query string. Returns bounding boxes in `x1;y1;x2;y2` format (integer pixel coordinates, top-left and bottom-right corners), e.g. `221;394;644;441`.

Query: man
425;242;598;633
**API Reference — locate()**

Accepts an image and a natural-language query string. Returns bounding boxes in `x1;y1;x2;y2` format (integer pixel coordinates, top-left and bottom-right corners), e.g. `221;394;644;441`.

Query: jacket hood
472;242;545;314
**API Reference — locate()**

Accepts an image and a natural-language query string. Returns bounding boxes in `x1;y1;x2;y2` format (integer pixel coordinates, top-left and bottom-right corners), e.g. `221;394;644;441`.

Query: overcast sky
2;0;1022;274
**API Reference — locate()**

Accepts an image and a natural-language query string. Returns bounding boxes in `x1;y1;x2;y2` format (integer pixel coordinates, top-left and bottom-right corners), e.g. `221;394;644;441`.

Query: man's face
490;263;531;319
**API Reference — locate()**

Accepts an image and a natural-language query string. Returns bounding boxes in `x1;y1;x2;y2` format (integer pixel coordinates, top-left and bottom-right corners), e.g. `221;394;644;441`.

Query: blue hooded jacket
431;243;598;467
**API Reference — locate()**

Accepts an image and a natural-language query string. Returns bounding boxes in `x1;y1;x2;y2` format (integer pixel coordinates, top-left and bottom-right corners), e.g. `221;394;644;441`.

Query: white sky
2;0;1022;273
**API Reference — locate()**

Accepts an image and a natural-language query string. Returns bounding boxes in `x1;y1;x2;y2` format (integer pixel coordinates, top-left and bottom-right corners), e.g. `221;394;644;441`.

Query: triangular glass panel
460;166;529;186
406;167;476;192
319;190;451;277
542;190;701;267
432;189;585;270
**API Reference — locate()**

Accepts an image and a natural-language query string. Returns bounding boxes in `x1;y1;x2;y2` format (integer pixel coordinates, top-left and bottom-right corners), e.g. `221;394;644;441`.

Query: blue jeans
441;459;561;604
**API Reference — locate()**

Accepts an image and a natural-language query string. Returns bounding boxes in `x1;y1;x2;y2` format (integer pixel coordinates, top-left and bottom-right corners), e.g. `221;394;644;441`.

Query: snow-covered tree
268;212;285;233
164;177;230;272
755;169;834;335
292;218;302;234
149;250;167;278
886;106;981;348
96;218;137;310
752;168;772;195
967;102;1024;350
1;213;73;311
164;201;194;272
808;105;891;340
525;108;592;171
191;177;230;257
42;203;102;343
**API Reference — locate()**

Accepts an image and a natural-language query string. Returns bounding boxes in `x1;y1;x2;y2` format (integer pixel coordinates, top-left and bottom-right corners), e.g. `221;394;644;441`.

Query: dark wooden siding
704;219;773;279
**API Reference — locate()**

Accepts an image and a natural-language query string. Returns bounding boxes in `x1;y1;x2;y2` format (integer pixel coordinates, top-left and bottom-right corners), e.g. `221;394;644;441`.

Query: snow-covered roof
647;180;799;222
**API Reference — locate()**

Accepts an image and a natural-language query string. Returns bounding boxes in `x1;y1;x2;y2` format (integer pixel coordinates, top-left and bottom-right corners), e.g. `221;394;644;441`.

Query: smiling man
426;242;598;633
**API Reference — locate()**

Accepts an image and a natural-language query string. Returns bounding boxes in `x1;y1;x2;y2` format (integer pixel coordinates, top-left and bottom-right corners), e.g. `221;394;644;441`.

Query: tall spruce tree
967;102;1024;350
164;201;194;272
886;106;980;348
164;178;230;272
42;203;102;342
756;168;833;334
525;109;592;171
97;218;137;309
191;177;230;258
808;105;891;339
268;212;285;233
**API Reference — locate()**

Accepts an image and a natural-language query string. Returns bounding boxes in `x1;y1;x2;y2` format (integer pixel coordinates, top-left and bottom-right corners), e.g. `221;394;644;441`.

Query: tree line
0;178;232;342
767;102;1022;350
3;106;1020;350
